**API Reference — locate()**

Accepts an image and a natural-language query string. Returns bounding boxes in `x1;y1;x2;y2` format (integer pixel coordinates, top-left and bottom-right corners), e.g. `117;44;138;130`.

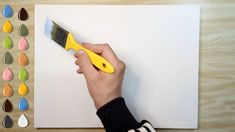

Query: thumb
75;50;98;79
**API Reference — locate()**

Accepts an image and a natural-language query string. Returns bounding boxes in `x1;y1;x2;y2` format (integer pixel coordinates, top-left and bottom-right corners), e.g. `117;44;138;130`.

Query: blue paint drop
18;97;29;111
2;5;14;18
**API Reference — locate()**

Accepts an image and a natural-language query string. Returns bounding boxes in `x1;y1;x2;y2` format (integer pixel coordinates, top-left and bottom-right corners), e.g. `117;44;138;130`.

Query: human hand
74;43;125;109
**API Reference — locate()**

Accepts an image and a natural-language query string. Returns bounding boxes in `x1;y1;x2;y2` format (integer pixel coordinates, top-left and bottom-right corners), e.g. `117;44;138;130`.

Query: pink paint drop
2;67;13;81
18;37;29;51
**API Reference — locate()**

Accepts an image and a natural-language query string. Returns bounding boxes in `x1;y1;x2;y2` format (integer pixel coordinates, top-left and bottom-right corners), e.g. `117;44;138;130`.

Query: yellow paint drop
3;84;13;97
18;82;29;96
19;53;29;66
3;20;13;33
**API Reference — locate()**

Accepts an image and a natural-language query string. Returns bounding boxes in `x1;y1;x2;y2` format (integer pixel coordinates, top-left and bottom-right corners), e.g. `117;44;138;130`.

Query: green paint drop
3;52;13;64
18;24;29;36
3;36;13;49
19;68;29;81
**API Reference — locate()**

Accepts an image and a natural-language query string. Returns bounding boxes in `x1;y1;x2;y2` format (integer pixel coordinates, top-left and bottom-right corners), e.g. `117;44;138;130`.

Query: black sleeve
96;97;140;132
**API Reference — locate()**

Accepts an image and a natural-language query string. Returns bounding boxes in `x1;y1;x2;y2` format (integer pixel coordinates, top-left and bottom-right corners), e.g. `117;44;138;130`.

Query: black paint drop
18;8;28;21
2;115;13;128
2;99;13;112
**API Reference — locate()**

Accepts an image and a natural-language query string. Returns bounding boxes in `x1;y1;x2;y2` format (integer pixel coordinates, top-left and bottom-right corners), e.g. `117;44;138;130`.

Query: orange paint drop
19;53;29;66
3;84;13;97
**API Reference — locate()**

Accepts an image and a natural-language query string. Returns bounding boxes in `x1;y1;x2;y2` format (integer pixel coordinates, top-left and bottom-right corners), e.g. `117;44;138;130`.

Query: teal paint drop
2;115;13;128
2;5;14;18
18;97;29;111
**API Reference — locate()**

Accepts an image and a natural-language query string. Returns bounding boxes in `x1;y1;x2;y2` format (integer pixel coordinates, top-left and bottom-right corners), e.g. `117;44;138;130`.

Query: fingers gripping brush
44;18;115;73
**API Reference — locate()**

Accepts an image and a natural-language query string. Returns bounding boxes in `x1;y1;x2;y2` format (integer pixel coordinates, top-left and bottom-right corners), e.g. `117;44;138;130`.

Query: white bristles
44;17;53;39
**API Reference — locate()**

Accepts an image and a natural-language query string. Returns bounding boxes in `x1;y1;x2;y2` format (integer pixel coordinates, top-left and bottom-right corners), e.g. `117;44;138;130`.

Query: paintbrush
44;18;115;73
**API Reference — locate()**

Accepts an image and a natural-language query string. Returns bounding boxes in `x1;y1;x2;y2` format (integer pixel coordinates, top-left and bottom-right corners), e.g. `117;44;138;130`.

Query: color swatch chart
1;4;30;128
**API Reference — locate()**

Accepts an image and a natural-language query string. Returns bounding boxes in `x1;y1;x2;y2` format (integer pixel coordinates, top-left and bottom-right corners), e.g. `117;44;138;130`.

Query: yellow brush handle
65;33;115;74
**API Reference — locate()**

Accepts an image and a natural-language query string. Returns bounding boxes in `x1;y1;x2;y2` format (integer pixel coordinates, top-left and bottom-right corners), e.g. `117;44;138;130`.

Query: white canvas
35;5;199;128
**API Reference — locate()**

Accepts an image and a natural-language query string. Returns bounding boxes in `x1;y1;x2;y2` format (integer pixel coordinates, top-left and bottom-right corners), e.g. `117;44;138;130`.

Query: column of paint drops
2;4;14;128
18;7;30;128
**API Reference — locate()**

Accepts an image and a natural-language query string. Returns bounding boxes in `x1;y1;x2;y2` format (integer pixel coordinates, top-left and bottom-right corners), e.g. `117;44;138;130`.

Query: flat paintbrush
44;18;115;73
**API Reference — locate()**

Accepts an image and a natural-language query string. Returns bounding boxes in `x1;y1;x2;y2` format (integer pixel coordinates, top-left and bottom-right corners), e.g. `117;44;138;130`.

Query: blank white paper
35;5;199;128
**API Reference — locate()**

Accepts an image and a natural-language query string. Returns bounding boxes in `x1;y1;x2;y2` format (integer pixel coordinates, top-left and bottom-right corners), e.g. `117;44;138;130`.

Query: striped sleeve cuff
128;120;156;132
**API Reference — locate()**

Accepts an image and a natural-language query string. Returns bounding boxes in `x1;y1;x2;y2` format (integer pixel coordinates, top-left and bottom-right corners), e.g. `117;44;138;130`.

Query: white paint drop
18;114;28;127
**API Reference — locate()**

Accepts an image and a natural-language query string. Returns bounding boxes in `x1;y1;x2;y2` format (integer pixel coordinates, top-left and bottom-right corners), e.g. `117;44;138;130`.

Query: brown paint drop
18;8;28;21
3;84;13;97
19;53;29;66
2;99;13;112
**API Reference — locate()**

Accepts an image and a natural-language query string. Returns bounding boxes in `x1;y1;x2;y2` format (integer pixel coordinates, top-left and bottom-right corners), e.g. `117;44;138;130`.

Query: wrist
95;95;121;109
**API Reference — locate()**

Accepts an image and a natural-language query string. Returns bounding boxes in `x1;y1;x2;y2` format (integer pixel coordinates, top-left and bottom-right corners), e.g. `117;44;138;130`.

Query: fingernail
78;50;84;55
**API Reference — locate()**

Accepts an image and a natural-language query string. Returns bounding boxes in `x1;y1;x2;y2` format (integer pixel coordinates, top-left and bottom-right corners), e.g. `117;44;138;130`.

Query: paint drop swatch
3;52;13;64
18;8;28;21
2;115;13;128
2;67;13;81
18;97;29;111
2;99;13;112
18;24;28;36
19;53;29;66
18;114;28;127
19;68;29;81
3;20;13;33
18;82;29;96
3;36;13;49
2;5;14;18
3;84;13;97
18;37;29;51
